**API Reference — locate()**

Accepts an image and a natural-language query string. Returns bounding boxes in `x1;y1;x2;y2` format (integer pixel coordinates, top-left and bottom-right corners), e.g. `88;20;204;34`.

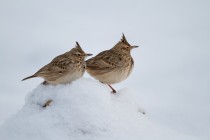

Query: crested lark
86;34;138;93
22;42;92;85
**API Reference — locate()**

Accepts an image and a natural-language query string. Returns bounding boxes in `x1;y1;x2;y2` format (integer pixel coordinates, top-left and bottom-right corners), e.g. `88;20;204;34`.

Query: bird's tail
22;75;37;81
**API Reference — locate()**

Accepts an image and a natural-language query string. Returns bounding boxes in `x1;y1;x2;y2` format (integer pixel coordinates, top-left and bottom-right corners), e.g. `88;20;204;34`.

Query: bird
86;34;138;93
22;42;92;85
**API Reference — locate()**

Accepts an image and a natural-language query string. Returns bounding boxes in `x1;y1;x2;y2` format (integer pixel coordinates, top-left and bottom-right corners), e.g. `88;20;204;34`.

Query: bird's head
112;33;139;55
70;42;92;60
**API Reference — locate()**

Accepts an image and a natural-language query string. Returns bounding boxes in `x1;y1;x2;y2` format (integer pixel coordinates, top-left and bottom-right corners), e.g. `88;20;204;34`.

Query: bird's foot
42;81;49;85
111;90;116;94
108;85;117;94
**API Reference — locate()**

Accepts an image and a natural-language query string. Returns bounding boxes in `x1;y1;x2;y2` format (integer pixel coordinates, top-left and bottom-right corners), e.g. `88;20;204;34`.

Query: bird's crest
120;33;130;46
75;41;83;51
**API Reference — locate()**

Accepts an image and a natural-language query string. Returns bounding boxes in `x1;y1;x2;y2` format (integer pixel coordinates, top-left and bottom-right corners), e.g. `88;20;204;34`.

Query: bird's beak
131;45;139;49
85;53;93;56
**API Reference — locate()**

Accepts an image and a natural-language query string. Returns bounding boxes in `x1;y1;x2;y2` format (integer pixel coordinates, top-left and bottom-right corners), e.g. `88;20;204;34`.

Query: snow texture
0;78;199;140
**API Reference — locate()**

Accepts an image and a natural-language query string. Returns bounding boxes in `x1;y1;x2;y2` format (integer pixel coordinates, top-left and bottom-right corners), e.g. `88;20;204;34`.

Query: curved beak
85;53;93;56
131;45;139;49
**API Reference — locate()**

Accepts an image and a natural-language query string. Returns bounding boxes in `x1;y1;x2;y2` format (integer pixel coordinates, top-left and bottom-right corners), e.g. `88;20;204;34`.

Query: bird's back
86;49;133;84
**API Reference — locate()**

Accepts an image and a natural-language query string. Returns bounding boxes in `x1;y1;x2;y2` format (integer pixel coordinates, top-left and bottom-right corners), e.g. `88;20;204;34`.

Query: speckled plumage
22;42;92;85
86;34;138;93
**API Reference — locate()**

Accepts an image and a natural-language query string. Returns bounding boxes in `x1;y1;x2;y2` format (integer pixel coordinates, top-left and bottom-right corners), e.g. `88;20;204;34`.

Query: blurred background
0;0;209;139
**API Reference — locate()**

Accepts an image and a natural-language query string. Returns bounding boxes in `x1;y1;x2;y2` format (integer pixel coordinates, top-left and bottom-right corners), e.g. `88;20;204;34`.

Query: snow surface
0;78;200;140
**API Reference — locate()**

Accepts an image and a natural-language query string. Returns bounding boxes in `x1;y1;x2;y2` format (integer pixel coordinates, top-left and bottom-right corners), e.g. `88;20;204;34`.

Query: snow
0;78;200;140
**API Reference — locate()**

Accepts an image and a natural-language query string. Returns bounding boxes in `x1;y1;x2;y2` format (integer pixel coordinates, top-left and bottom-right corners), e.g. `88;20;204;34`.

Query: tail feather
22;75;37;81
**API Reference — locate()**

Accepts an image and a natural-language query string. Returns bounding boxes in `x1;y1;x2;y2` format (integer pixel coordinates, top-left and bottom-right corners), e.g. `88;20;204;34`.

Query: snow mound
0;79;199;140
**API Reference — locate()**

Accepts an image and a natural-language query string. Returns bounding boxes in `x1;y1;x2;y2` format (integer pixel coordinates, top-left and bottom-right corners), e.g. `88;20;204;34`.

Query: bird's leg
108;85;116;93
42;81;48;85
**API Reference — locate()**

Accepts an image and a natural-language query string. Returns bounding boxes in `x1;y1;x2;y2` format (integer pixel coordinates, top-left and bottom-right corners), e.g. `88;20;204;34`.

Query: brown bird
86;34;138;93
22;42;92;85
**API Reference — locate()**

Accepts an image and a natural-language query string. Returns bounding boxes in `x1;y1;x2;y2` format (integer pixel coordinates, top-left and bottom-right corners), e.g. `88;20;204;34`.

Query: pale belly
48;68;85;85
94;66;133;84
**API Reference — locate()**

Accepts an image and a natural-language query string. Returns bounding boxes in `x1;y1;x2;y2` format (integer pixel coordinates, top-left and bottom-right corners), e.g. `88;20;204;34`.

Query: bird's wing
86;50;123;75
35;57;73;81
127;57;134;76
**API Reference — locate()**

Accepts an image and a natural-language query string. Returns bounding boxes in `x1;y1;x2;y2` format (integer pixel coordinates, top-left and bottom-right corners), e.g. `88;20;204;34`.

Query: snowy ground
0;79;201;140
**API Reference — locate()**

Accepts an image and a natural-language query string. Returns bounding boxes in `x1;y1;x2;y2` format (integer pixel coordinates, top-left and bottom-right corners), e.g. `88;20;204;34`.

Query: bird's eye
123;46;129;50
76;53;81;56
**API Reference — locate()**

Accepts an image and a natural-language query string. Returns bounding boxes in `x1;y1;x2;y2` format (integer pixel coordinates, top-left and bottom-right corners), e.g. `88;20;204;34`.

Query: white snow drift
0;78;199;140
